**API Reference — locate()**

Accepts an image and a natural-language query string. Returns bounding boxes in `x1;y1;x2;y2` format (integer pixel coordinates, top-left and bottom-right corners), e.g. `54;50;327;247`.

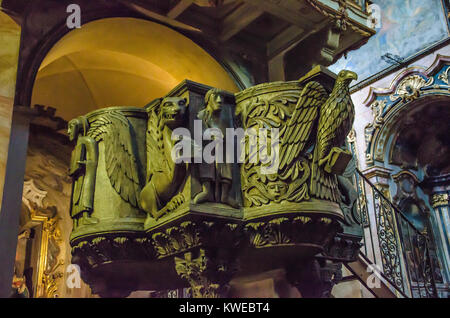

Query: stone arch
363;55;450;168
29;17;240;121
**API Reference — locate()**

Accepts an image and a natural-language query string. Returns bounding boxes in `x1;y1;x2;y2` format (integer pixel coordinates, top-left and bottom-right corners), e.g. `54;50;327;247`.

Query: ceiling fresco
330;0;449;83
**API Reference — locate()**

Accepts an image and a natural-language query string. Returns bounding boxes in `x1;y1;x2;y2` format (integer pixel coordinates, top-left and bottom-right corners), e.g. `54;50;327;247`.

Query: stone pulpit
68;67;363;297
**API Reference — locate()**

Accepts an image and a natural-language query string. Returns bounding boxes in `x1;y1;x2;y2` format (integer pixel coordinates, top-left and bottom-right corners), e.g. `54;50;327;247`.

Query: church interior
0;0;448;298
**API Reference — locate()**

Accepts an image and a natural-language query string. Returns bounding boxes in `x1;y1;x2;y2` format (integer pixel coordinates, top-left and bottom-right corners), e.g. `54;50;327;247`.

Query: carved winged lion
139;97;189;227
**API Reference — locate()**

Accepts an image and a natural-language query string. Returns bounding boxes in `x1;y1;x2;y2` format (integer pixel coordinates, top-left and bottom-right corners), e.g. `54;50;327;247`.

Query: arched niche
31;17;239;121
363;55;450;169
361;56;450;286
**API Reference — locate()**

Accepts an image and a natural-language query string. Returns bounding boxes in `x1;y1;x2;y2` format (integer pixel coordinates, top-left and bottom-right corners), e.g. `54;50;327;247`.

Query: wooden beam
268;19;329;61
117;0;202;33
242;0;312;30
167;0;193;19
220;3;264;42
267;25;304;59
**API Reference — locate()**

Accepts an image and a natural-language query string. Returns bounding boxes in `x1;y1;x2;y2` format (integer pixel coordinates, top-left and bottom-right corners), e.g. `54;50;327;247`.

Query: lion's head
157;97;188;129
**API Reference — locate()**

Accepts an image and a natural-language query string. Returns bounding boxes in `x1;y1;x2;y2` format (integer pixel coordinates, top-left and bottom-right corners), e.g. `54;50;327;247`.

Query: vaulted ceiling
31;17;239;121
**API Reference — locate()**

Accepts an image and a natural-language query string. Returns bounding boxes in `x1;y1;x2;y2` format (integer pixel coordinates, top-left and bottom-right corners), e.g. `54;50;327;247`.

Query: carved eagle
87;110;142;209
279;70;357;201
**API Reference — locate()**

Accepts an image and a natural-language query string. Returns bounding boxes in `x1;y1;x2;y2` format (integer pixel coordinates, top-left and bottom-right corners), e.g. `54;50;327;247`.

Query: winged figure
238;69;357;206
139;97;189;226
87;110;143;210
279;69;357;202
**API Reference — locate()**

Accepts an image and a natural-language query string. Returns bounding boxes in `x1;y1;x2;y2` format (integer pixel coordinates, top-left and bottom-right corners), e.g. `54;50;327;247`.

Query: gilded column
430;192;450;283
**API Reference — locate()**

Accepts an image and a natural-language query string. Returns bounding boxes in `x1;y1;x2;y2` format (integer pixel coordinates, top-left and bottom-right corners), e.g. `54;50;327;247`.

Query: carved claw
154;193;185;221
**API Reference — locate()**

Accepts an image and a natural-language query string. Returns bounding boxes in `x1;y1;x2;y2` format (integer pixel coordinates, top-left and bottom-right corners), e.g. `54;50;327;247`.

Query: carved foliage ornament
364;99;387;154
245;216;338;248
236;70;357;207
71;221;242;267
174;249;236;298
140;97;189;224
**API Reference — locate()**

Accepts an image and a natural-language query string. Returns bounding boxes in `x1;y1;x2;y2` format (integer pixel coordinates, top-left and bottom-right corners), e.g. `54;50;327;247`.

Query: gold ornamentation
390;75;427;102
364;99;386;150
438;67;450;84
431;193;449;208
22;179;63;298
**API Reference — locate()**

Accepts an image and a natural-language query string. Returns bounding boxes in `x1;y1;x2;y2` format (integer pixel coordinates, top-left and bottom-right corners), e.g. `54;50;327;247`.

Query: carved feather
311;71;356;202
317;75;355;162
87;111;142;208
278;81;328;170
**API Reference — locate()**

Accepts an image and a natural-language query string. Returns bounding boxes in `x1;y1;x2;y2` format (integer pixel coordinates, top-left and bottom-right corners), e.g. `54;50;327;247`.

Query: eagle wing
279;81;328;170
317;90;354;161
88;111;142;208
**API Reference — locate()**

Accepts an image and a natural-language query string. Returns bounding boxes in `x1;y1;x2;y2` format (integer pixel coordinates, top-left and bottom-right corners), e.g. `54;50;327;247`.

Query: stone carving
306;0;372;37
67;72;363;298
287;258;343;298
337;157;361;228
152;221;201;258
236;70;357;207
140;97;189;225
194;88;237;207
245;216;339;249
68;117;99;227
431;193;449;208
175;249;236;298
86;111;143;208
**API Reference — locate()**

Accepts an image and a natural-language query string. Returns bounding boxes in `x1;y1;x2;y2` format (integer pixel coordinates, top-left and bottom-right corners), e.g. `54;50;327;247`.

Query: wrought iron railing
354;169;439;298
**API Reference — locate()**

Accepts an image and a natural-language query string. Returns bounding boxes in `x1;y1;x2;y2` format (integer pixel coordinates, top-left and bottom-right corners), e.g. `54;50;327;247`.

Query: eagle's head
337;70;358;85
